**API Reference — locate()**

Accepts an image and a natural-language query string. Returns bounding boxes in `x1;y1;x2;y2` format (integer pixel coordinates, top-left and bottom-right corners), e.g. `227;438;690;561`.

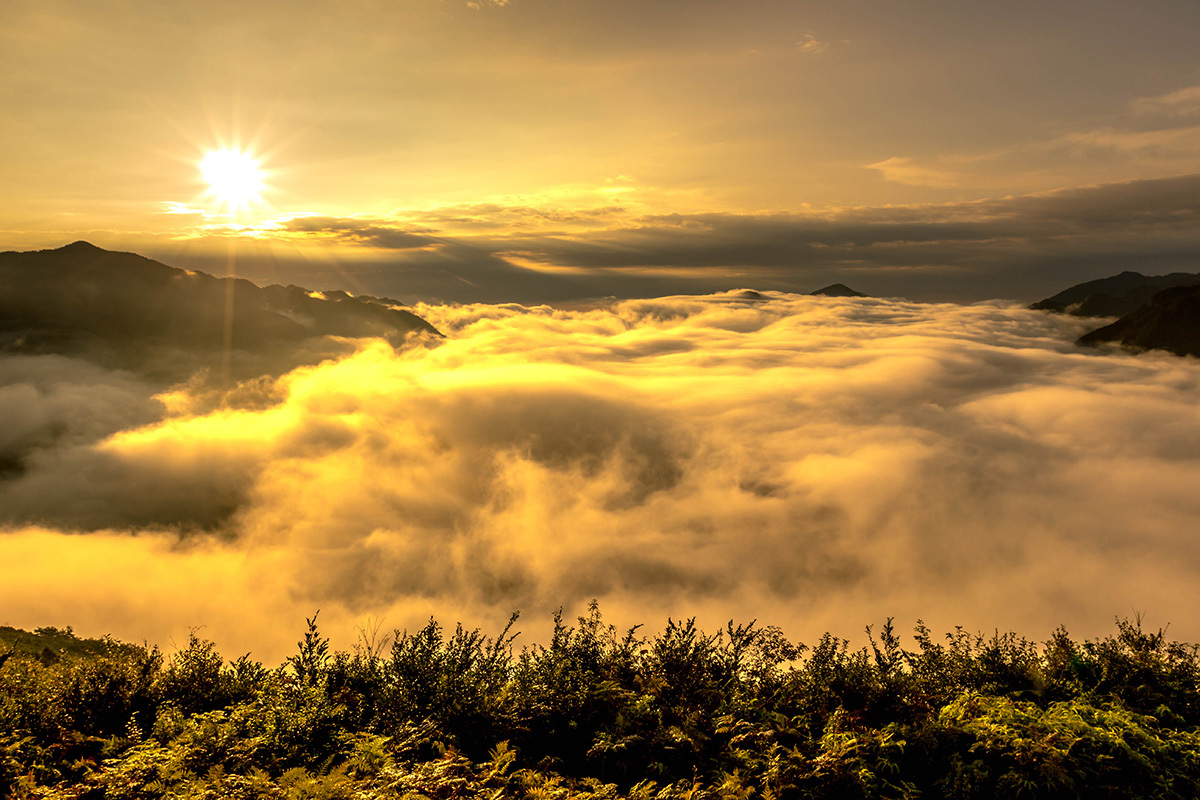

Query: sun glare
199;148;264;213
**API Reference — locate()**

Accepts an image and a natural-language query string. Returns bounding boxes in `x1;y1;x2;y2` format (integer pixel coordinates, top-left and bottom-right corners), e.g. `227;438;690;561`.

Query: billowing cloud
2;292;1199;661
0;355;163;477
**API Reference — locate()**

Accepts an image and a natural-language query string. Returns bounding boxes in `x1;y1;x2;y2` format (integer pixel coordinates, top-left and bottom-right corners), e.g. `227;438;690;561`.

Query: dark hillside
1031;270;1200;317
0;242;439;379
1078;284;1200;357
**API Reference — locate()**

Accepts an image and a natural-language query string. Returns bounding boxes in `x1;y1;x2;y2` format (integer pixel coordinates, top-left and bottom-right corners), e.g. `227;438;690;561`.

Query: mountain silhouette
1031;270;1200;318
809;283;868;297
0;242;439;380
1077;284;1200;358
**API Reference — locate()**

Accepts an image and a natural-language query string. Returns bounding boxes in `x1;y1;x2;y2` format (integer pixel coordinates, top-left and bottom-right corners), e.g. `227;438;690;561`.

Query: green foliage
377;612;519;756
289;613;331;688
939;692;1200;797
3;610;1200;798
155;631;265;716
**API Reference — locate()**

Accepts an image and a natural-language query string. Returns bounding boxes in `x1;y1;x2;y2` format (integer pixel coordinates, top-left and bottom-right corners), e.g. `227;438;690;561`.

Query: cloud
277;216;439;250
161;202;207;217
1135;85;1200;117
983;172;1200;228
1058;126;1200;160
407;203;629;233
3;293;1200;660
865;156;960;188
849;89;1200;203
182;174;1200;306
0;355;163;477
795;33;831;54
478;174;1200;299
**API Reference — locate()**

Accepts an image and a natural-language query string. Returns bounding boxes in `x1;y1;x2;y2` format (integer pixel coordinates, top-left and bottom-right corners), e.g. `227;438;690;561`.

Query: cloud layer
150;173;1200;307
3;293;1199;660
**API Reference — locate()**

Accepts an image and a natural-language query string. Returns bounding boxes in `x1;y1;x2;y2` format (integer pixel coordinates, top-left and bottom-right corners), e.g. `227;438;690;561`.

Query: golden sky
3;0;1200;300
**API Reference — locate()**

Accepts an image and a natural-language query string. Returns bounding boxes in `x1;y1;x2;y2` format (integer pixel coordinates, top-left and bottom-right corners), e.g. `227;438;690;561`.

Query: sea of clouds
2;291;1199;660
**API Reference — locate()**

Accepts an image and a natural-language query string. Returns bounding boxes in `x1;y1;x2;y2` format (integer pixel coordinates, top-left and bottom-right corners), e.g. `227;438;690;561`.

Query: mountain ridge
0;241;439;380
1030;270;1200;318
1077;284;1200;357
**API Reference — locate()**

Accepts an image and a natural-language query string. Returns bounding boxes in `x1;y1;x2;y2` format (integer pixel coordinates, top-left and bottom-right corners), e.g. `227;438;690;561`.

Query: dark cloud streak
234;174;1200;304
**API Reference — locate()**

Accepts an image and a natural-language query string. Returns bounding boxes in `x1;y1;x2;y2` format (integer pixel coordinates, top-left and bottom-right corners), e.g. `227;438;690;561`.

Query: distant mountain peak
810;283;868;298
61;240;102;251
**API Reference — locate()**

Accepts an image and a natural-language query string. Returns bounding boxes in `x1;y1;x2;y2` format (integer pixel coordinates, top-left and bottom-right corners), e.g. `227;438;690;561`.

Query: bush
4;610;1200;798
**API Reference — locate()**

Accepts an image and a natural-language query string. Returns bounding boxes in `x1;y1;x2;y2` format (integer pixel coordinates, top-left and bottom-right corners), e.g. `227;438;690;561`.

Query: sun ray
199;148;265;214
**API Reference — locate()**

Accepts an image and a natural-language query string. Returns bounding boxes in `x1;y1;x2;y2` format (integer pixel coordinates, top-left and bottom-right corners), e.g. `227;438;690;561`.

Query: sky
3;0;1200;303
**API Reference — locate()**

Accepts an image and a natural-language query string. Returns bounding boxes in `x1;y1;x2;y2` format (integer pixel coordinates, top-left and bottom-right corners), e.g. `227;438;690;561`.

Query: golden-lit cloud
138;174;1200;308
1135;85;1200;117
5;0;1200;662
1058;126;1200;161
2;293;1199;660
795;33;832;54
865;157;960;188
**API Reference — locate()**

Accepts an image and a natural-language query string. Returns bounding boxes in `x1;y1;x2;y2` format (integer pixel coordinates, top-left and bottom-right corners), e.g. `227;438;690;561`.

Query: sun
199;148;264;213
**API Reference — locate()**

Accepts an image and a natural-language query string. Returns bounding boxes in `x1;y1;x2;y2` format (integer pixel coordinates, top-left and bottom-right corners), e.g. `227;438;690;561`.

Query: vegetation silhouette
3;606;1200;798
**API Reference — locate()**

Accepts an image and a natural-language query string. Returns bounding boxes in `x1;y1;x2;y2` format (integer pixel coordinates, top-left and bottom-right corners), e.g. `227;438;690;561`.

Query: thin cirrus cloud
1;292;1198;660
1057;126;1200;162
1134;85;1200;117
861;81;1200;198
